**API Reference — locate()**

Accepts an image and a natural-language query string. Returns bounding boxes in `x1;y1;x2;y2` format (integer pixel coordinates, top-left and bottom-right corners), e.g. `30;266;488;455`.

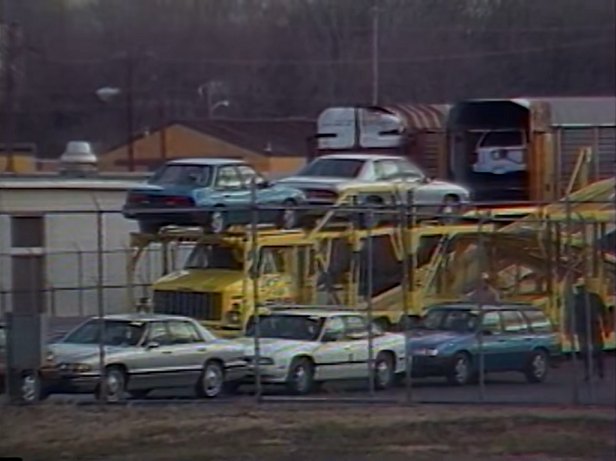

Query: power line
34;37;613;66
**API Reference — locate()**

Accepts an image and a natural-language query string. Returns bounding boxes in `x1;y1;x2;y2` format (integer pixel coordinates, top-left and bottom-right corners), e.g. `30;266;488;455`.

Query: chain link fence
1;191;614;407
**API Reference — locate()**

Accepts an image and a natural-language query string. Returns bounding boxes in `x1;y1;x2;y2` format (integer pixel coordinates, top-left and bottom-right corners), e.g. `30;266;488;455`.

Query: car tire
286;357;315;395
374;352;396;390
524;349;549;383
20;371;46;404
446;352;472;386
438;195;461;223
138;220;162;234
209;208;227;234
196;360;225;399
277;200;298;230
97;366;127;402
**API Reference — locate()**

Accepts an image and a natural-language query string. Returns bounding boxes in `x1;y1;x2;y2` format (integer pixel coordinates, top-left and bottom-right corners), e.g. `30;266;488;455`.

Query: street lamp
198;81;230;118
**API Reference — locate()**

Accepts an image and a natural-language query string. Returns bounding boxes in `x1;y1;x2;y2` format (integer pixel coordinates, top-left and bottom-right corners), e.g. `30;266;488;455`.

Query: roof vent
59;141;99;177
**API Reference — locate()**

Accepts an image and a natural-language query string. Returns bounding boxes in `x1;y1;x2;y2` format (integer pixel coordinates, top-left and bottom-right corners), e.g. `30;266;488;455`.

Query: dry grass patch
0;403;613;461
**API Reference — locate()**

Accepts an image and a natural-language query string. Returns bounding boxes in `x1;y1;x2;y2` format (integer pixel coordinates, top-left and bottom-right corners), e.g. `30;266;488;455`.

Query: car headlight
412;348;439;357
59;363;93;373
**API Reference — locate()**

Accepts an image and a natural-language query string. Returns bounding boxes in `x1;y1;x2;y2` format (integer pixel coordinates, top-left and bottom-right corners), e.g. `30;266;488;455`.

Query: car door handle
196;347;207;352
497;339;507;343
161;350;173;354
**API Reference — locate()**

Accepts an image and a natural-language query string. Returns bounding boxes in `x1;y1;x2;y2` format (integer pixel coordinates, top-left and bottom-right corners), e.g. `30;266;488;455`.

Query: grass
0;403;614;461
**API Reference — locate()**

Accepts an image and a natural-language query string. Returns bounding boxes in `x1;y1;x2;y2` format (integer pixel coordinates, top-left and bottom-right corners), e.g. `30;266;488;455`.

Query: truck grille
153;290;222;321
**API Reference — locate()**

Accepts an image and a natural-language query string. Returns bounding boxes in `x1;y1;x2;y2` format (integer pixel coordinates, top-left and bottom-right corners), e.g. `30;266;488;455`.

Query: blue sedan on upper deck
122;159;307;234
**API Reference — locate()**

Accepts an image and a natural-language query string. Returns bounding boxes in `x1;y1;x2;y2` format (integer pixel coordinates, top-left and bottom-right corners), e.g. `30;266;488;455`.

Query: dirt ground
0;402;614;461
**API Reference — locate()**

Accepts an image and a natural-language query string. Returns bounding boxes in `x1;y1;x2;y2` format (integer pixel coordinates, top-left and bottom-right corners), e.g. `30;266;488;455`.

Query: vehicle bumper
408;356;451;377
41;368;101;394
243;364;288;384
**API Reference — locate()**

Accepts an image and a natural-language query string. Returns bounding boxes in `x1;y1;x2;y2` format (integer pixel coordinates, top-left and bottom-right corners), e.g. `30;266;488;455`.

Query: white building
0;144;174;318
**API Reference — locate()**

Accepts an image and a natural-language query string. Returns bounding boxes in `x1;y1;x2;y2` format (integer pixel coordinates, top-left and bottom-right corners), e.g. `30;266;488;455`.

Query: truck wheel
277;200;298;230
209;208;227;234
138;220;162;234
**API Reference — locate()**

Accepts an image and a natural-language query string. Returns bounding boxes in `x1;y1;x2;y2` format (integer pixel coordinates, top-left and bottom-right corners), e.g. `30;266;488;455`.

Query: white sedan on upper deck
237;309;407;394
276;153;471;221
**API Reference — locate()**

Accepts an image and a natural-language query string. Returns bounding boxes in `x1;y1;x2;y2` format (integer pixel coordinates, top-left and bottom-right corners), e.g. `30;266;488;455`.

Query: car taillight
127;193;148;204
163;196;194;207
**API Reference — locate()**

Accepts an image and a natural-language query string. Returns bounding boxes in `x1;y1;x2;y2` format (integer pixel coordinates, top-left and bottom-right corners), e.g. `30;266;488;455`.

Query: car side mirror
146;341;160;350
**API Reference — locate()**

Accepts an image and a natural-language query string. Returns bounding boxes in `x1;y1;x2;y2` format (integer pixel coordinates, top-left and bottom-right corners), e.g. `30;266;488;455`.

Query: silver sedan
34;314;247;402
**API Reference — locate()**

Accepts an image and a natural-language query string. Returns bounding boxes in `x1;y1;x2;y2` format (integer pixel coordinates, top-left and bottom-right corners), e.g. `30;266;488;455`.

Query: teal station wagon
123;159;307;234
409;303;561;385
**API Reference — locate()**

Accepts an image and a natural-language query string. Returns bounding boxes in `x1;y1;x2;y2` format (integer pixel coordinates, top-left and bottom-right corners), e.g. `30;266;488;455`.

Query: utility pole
125;53;135;172
1;13;17;173
371;0;380;106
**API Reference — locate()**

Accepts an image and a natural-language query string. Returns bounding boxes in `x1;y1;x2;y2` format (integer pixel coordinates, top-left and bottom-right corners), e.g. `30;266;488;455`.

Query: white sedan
238;309;407;394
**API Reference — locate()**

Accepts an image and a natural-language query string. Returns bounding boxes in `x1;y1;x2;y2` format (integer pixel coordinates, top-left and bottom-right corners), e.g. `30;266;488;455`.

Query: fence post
250;177;262;403
94;205;107;403
400;190;413;405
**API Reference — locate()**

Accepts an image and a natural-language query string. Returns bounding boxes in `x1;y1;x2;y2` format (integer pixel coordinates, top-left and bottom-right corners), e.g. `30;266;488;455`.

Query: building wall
99;124;304;176
0;154;37;174
0;186;173;318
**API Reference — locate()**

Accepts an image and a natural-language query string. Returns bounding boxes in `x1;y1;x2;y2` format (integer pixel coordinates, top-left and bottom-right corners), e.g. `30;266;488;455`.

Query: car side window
322;316;346;342
147;322;172;346
215;166;242;189
374;160;400;180
168;321;203;344
237;165;266;187
501;310;529;333
523;310;553;333
344;316;369;339
481;311;502;334
396;159;424;178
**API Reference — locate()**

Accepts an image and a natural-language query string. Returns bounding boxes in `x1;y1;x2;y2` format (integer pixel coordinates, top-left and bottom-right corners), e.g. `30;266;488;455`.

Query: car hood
235;337;314;358
154;269;243;291
48;343;129;364
408;330;473;348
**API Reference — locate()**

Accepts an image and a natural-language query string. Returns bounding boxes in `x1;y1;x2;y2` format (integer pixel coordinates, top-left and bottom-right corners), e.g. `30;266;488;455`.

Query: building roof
181;118;315;157
166;158;246;166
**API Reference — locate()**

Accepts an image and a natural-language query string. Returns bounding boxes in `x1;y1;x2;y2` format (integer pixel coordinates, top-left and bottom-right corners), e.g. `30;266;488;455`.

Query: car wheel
374;352;395;390
447;352;472;386
278;200;298;230
439;195;461;223
98;366;127;402
196;361;225;398
209;208;227;234
20;371;45;403
286;357;315;395
525;349;549;383
138;220;162;234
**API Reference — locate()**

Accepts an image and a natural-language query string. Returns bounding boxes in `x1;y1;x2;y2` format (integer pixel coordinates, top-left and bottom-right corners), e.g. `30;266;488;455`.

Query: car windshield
299;158;364;178
63;320;147;347
420;309;479;333
246;315;325;341
184;244;243;270
149;164;212;187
